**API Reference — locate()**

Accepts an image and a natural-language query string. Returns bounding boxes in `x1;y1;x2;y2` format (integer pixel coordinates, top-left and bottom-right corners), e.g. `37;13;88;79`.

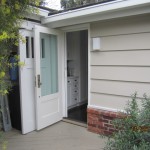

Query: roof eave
41;0;150;28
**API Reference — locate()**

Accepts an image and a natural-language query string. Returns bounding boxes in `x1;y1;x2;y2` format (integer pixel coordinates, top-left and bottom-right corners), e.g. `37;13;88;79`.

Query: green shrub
0;1;39;149
103;93;150;150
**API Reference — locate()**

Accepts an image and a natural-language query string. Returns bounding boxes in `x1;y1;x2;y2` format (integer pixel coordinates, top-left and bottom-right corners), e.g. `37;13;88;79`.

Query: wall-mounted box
92;37;101;51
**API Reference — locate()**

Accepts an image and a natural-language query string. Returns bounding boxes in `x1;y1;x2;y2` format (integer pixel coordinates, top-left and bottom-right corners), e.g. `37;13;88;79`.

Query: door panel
19;30;36;134
34;25;63;130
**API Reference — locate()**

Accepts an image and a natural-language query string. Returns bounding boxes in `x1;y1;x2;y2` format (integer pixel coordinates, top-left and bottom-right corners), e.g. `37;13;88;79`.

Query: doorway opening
8;47;21;131
66;30;88;123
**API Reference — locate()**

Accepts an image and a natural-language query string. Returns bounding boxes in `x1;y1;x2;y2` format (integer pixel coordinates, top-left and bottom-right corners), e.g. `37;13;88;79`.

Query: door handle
37;74;42;88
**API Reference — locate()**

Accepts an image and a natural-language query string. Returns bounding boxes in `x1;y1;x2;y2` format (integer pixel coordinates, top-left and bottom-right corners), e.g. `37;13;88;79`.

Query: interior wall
80;30;88;103
90;14;150;110
67;30;88;107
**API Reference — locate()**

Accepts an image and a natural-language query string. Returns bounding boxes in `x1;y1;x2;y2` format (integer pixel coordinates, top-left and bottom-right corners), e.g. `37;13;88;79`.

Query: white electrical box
92;37;101;51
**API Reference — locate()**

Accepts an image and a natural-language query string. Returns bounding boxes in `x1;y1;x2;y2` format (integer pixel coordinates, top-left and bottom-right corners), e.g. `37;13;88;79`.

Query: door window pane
31;37;34;58
50;35;58;94
26;37;30;58
41;38;45;58
40;33;58;96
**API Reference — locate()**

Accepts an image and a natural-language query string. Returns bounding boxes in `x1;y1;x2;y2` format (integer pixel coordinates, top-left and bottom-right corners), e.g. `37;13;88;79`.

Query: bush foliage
103;93;150;150
0;0;39;149
0;0;40;95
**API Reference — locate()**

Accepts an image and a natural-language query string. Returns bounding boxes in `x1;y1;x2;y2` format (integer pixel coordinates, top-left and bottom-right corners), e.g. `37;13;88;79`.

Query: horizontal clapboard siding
99;33;150;51
90;93;139;110
91;66;150;83
91;50;150;66
91;80;150;98
90;15;150;109
91;15;150;37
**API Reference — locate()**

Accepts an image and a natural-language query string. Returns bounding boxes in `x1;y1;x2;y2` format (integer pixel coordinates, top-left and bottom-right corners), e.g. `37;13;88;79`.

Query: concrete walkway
3;121;106;150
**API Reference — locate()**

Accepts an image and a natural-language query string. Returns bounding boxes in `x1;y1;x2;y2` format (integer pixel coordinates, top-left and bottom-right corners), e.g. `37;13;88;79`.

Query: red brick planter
87;108;122;135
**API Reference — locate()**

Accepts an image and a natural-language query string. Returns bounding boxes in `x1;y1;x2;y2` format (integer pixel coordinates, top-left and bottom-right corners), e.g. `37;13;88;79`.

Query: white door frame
61;23;91;117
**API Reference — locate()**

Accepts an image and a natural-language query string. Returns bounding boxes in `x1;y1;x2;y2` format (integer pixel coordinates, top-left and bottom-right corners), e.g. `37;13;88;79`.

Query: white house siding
90;15;150;110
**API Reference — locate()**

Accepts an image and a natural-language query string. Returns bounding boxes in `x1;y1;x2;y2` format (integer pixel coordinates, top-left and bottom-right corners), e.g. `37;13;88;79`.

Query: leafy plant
103;93;150;150
0;0;40;149
0;0;40;94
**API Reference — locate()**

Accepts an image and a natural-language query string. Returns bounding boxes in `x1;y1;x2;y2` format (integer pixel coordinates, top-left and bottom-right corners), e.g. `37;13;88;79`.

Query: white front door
34;25;63;130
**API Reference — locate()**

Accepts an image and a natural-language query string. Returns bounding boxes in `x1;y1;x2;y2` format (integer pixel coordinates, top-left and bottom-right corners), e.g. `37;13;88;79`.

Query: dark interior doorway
8;51;21;131
66;30;88;123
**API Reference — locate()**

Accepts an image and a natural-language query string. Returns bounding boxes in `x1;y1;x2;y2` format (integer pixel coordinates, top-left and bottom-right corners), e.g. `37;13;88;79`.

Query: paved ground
3;121;107;150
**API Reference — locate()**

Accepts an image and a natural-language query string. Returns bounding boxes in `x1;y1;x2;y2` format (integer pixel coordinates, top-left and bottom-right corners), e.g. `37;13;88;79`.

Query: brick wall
87;108;122;135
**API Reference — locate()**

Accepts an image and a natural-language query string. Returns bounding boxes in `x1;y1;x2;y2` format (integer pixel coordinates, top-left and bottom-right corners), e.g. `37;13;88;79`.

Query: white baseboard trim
68;100;87;110
68;104;78;110
77;100;87;106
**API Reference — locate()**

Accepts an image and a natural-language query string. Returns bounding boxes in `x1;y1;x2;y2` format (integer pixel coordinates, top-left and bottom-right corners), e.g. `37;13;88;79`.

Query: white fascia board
48;4;150;28
38;8;49;17
29;6;49;17
42;0;150;25
21;20;41;31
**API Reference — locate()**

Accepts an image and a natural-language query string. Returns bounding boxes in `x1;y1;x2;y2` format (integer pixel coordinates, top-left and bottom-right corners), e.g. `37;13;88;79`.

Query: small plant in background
103;93;150;150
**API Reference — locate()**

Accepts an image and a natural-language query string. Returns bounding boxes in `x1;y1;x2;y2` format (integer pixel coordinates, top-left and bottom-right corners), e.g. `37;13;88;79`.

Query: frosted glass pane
40;33;58;96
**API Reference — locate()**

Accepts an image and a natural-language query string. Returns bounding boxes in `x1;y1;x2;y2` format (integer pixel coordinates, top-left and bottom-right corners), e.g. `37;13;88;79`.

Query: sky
44;0;61;10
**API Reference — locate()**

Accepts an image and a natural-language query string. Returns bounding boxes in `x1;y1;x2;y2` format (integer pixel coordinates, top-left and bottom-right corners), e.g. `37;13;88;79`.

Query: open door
19;30;36;134
34;25;63;130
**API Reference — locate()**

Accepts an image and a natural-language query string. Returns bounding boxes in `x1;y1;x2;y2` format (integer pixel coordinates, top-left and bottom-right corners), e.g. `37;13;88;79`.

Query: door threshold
63;118;87;128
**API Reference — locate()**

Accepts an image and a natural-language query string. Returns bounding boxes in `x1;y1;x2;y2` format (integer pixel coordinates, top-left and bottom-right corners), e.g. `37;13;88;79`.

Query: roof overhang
41;0;150;28
25;6;50;22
